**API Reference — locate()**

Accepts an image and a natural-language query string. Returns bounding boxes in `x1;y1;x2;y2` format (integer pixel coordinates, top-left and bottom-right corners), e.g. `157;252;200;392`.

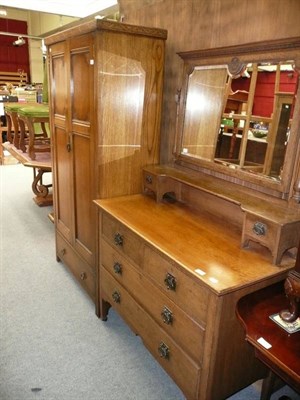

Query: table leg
11;112;20;149
18;118;27;152
26;118;36;160
31;167;53;207
260;370;277;400
5;113;13;143
40;122;48;138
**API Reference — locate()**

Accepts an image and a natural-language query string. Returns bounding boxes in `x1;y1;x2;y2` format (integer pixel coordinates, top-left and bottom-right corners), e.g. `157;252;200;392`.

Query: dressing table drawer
101;212;144;267
144;245;210;326
101;267;201;400
101;240;205;362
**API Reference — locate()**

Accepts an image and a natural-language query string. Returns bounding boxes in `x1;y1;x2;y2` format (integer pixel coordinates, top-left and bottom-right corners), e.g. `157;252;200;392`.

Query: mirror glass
179;60;298;182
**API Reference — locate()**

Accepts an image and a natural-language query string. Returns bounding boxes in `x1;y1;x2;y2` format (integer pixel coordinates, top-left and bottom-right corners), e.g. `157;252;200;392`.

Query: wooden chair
4;102;25;148
17;104;50;160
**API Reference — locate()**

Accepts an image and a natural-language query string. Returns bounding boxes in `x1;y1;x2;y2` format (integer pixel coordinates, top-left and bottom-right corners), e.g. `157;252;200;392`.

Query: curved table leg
31;167;53;207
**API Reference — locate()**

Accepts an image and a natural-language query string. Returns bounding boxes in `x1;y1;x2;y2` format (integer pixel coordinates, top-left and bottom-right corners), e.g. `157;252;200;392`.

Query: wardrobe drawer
56;232;95;301
144;245;209;326
101;212;144;267
100;267;200;400
101;240;205;363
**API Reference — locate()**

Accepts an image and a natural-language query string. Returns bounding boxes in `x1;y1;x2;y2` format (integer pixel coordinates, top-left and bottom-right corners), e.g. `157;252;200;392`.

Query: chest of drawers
95;194;294;400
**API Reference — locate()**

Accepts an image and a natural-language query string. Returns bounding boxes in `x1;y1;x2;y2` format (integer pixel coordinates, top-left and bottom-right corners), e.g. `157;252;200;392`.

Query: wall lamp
13;36;26;46
0;31;42;44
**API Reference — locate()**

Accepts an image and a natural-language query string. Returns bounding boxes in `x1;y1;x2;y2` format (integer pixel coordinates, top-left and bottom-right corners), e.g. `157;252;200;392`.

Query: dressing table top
94;194;294;296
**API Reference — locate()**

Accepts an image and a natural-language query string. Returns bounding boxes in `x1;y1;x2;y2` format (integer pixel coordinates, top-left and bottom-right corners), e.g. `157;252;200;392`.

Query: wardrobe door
49;41;73;243
69;34;95;266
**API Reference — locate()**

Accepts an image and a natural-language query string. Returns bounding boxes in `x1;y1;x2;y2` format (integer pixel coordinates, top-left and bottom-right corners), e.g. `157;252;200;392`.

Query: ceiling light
0;9;7;15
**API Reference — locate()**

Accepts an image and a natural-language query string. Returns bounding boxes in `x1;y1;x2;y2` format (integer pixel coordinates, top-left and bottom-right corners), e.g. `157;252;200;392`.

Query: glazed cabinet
45;20;167;301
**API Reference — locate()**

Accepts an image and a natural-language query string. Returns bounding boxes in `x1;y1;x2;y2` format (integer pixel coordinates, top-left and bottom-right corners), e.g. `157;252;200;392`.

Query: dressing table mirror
175;37;300;199
179;61;295;181
143;37;300;265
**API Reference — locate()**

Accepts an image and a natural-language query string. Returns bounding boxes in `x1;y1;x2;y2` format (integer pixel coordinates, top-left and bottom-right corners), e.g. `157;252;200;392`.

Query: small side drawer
242;212;300;264
242;214;277;248
101;212;144;267
144;245;209;326
100;267;200;400
101;240;205;363
56;232;95;301
143;170;157;195
242;213;279;263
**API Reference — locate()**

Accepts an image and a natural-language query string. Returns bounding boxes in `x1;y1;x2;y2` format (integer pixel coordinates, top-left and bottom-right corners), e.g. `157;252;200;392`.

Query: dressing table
95;37;300;399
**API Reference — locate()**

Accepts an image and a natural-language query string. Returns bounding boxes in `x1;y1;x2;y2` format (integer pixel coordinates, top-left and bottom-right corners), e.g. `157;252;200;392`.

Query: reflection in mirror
181;66;228;160
180;60;298;182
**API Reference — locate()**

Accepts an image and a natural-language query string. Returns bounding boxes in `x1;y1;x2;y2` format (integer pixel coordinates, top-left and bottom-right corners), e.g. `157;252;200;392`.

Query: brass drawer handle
112;290;121;303
114;233;123;246
61;248;66;256
145;175;153;184
113;262;122;275
253;221;267;236
164;273;176;291
80;272;87;280
161;306;173;325
158;342;170;359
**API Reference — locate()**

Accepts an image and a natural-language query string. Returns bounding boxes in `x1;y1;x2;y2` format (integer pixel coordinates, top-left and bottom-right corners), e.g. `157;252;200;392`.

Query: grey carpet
0;163;299;400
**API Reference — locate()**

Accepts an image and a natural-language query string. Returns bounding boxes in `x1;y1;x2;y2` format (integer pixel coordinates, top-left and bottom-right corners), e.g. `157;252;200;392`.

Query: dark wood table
2;141;52;207
236;281;300;400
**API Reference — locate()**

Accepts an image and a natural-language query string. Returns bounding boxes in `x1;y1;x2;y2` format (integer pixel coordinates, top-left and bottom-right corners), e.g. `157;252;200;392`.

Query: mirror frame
175;37;300;200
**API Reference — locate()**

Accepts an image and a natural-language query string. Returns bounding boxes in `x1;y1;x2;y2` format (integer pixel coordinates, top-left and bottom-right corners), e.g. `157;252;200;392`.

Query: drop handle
158;342;170;359
164;273;177;291
80;272;87;280
114;233;123;246
112;290;121;303
145;175;153;184
66;143;71;152
253;221;267;236
113;262;122;275
161;306;173;325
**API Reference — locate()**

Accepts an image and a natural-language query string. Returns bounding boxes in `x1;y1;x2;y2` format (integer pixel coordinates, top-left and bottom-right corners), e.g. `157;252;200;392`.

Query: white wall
1;8;78;83
28;12;79;83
